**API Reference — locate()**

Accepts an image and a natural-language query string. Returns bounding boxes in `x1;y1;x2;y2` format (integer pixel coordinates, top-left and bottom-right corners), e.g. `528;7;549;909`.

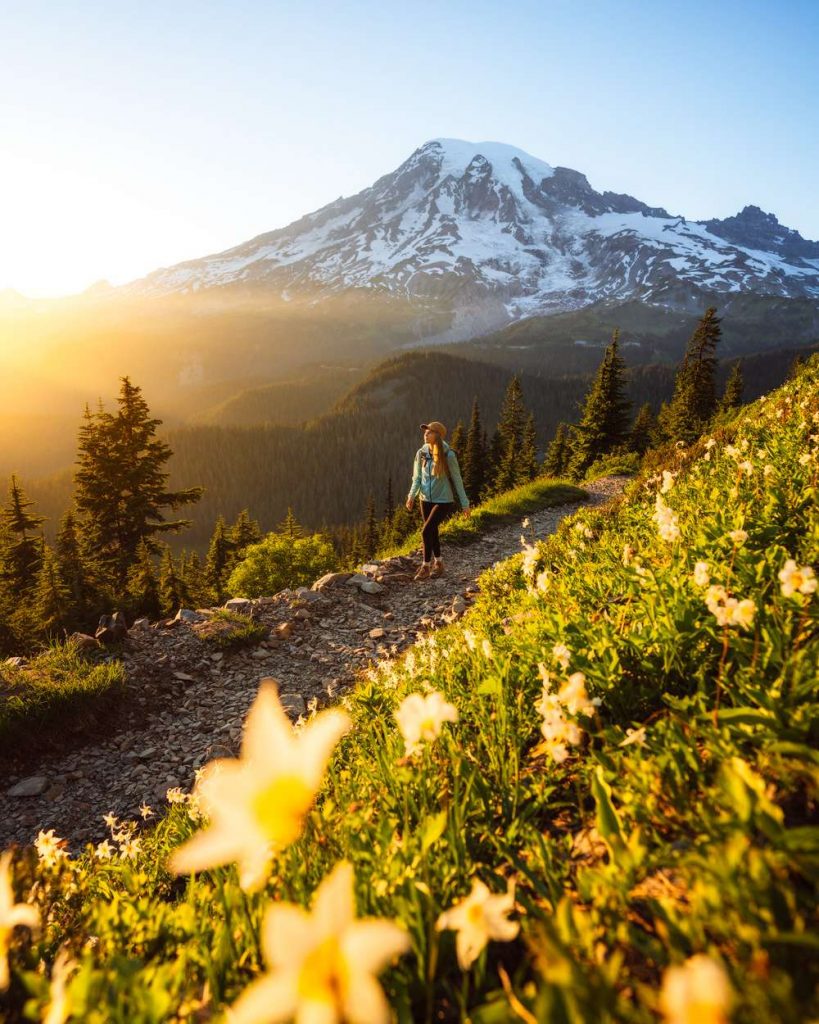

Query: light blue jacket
408;442;470;509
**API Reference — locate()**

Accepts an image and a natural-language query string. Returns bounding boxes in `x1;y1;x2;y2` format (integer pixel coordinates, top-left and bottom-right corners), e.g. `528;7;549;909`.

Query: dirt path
1;477;626;850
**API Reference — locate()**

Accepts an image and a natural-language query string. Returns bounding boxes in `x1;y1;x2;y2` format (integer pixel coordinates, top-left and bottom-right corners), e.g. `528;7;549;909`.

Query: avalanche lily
0;850;40;992
229;861;409;1024
170;680;351;891
659;954;733;1024
436;878;519;969
395;691;458;756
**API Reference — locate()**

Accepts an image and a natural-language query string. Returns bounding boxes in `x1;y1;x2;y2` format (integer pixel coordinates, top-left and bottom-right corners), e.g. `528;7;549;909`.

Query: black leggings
420;501;454;561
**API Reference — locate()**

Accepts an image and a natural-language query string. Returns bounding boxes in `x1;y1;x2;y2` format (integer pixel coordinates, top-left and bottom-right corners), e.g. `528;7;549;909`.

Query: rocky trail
1;477;625;850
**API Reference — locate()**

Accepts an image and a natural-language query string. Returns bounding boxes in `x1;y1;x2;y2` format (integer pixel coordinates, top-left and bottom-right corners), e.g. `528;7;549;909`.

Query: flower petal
262;904;315;968
228;972;298;1024
342;920;410;975
313;861;355;936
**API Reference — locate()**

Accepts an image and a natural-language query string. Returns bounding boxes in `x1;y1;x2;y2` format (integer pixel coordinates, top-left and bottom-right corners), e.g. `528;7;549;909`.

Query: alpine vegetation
0;359;817;1022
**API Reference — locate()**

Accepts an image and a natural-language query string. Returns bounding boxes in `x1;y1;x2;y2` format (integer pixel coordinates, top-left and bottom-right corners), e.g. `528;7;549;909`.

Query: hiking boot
430;559;445;578
414;563;432;581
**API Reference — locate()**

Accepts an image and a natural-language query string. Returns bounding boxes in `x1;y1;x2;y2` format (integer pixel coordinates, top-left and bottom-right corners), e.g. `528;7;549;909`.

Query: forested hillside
25;344;815;550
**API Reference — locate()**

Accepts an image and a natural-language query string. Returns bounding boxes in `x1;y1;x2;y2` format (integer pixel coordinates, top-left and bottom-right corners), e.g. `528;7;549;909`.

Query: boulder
361;563;381;575
68;633;100;652
8;775;48;797
313;571;353;592
359;580;385;595
276;622;294;640
95;612;128;645
225;598;252;613
344;574;370;587
175;608;203;623
279;692;306;718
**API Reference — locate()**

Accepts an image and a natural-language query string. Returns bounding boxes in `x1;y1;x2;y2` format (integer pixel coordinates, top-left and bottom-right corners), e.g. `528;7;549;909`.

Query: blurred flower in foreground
0;850;40;991
170;680;351;891
229;861;408;1024
436;878;518;969
43;947;77;1024
395;692;458;756
659;954;733;1024
778;559;817;598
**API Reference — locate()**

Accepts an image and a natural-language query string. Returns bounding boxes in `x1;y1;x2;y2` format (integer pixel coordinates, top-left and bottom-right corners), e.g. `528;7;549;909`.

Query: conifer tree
495;376;528;492
629;403;658;455
363;494;378;560
463;398;486;504
383;475;396;526
519;413;539;483
126;538;161;619
277;507;304;539
205;515;233;602
449;420;465;457
181;551;210;609
0;475;45;597
229;509;262;558
663;307;722;443
32;545;71;636
543;423;572;478
569;330;632;479
718;360;744;414
73;378;203;588
159;546;184;617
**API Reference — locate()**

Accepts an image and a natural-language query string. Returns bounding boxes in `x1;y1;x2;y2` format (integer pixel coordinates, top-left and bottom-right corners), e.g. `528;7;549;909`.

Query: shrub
226;532;336;597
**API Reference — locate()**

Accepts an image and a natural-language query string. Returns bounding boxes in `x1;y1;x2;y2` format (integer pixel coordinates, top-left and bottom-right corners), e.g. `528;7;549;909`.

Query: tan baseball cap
420;420;447;438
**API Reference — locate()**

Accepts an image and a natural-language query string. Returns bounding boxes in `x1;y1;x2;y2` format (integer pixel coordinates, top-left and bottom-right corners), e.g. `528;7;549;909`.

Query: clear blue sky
1;0;817;296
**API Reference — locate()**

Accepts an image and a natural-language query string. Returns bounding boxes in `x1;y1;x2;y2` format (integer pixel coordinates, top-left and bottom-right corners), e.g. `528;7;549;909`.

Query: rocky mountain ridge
126;139;819;340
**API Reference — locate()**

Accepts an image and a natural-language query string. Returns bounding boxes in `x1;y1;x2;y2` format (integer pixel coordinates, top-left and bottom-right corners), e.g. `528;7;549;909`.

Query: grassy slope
3;361;817;1021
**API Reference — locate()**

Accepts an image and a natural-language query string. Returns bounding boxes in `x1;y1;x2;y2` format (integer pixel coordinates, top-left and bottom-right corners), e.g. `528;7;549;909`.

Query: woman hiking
405;421;470;580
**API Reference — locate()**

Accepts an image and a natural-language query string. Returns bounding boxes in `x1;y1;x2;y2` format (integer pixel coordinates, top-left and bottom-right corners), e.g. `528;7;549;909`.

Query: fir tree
663;307;722;443
159;546;184;617
32;545;71;636
205;515;233;602
277;507;304;539
126;538;161;619
463;398;486;504
718;360;744;414
229;509;262;557
495;376;528;492
449;420;465;457
363;494;378;560
383;474;396;526
543;423;572;478
73;378;203;588
569;330;632;479
0;475;45;597
181;550;210;608
629;403;658;455
519;413;539;483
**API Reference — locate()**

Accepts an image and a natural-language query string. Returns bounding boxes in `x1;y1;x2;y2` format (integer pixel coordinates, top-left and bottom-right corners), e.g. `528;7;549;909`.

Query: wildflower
166;787;186;804
0;851;40;991
552;643;571;670
169;680;351;891
730;599;756;629
763;464;774;478
43;947;76;1024
94;840;114;860
692;561;710;587
139;804;153;820
558;672;599;718
653;495;680;543
102;813;118;831
481;639;494;660
119;837;141;860
622;544;635;566
395;691;458;756
228;861;408;1024
521;542;539;578
799;451;811;466
659;954;733;1024
727;529;748;547
521;517;530;528
536;677;583;763
619;727;647;748
779;559;816;597
436;878;519;969
737;460;753;476
535;570;550;593
661;470;675;493
704;438;716;450
35;830;67;868
463;629;477;652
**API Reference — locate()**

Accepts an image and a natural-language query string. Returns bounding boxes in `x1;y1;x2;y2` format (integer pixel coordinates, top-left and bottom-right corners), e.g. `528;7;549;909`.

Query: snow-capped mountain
129;139;819;338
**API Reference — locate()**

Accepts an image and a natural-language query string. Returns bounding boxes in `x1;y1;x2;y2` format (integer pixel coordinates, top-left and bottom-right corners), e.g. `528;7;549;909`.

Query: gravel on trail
0;477;627;850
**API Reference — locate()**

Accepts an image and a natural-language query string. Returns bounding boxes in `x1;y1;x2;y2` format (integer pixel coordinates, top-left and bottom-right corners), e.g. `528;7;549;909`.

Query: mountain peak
416;138;556;186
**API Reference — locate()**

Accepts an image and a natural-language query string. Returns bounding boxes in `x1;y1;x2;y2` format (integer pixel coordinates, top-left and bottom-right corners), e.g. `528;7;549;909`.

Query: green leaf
420;810;448;855
591;766;624;852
